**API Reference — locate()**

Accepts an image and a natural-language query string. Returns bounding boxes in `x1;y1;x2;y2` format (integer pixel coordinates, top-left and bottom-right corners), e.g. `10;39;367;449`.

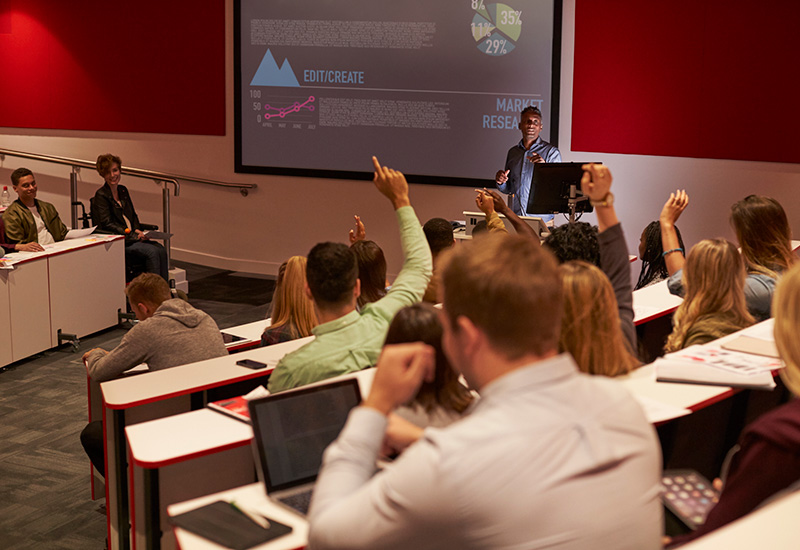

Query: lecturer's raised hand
495;169;510;184
372;156;411;209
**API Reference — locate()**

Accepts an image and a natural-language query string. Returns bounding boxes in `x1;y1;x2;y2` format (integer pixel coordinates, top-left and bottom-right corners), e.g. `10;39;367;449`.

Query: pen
229;500;270;529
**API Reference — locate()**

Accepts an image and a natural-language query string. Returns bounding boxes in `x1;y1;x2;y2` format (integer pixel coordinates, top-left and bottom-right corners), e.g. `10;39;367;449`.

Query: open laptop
248;378;362;516
462;210;550;238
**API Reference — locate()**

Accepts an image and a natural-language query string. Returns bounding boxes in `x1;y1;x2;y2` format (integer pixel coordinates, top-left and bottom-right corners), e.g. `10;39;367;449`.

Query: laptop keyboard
279;490;313;515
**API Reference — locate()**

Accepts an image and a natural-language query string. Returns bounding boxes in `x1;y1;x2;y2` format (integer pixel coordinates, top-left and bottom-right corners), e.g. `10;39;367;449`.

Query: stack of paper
655;346;782;389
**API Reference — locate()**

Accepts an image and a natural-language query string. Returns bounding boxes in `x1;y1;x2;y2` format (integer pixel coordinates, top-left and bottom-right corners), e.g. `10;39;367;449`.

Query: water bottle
0;186;10;208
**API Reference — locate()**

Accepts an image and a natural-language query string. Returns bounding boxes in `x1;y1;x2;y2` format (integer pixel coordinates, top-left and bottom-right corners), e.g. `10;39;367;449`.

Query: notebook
248;378;362;516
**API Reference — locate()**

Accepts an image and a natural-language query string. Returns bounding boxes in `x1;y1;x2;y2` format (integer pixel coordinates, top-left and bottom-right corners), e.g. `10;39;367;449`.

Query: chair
83;198;160;282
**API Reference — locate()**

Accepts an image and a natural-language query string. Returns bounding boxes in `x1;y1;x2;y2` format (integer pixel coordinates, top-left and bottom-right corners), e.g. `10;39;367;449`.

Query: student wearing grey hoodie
83;273;227;382
80;273;227;476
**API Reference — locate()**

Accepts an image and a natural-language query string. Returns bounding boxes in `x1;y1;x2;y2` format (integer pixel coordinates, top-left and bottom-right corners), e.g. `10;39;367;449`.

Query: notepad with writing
654;346;782;390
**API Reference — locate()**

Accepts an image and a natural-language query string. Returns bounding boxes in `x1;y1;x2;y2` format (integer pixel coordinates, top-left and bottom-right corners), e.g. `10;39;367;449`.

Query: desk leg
113;410;131;550
143;468;161;550
190;391;204;411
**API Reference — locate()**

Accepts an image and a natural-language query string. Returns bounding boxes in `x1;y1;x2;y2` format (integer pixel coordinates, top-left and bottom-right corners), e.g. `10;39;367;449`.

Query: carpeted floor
0;261;274;549
185;271;274;306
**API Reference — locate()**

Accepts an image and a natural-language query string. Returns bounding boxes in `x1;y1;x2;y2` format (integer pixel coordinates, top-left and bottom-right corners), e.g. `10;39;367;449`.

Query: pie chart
471;2;523;57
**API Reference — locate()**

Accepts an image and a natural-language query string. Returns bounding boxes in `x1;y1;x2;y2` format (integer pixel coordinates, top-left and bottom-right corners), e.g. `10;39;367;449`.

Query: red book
208;396;251;423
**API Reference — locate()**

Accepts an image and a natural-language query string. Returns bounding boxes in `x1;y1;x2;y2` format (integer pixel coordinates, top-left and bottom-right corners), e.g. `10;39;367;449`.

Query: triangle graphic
250;49;300;87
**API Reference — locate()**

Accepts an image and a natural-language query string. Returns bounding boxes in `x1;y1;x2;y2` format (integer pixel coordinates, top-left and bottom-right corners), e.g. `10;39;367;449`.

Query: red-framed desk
160;354;736;550
162;320;779;550
168;483;307;550
0;235;126;368
633;279;684;362
99;336;313;550
126;368;376;550
222;319;271;353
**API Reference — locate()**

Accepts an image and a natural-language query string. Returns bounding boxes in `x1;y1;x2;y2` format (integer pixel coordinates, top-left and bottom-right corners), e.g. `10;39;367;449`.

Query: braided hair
635;221;685;290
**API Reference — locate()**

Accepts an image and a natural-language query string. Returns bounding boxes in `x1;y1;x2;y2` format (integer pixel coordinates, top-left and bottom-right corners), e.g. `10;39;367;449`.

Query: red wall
572;0;800;164
0;1;225;135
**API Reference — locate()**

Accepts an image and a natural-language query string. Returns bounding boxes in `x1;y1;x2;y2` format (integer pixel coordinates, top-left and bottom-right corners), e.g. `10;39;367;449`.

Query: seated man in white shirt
2;167;69;252
309;233;663;550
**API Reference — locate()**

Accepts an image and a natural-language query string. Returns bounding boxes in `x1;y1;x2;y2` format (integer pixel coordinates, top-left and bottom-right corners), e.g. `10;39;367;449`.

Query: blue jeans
126;240;169;281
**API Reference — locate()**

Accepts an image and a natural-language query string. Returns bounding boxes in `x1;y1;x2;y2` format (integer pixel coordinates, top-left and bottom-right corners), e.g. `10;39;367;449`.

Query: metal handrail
0;147;258;268
0;148;258;195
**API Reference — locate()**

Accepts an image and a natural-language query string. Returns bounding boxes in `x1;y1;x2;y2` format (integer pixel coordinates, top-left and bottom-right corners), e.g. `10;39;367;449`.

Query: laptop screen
249;378;362;493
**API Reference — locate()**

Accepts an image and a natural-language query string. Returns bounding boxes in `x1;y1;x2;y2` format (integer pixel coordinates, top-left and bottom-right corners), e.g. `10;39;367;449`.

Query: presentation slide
235;0;559;186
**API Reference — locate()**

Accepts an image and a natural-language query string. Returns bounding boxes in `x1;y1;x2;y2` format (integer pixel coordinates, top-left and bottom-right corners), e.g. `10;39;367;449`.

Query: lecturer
494;105;561;217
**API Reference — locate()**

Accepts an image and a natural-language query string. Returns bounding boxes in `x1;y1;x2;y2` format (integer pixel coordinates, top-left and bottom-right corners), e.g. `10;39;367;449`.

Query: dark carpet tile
0;261;271;549
213;305;271;331
171;259;228;281
188;272;275;306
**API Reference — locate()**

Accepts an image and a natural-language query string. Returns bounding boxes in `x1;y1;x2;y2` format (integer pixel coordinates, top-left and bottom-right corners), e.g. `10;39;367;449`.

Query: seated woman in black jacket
92;154;168;281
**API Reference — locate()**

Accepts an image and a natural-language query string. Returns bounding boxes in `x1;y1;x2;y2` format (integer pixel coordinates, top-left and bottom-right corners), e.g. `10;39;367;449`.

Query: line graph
262;96;316;120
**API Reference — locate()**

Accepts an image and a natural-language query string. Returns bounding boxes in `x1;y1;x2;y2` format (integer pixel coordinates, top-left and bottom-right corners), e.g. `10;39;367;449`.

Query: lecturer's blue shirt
496;137;562;218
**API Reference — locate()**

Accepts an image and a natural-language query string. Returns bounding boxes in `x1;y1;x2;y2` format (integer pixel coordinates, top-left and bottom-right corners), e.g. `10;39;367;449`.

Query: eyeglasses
524;120;542;127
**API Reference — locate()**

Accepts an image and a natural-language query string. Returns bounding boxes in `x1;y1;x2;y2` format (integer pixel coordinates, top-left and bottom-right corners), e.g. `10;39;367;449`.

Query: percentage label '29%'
471;2;522;57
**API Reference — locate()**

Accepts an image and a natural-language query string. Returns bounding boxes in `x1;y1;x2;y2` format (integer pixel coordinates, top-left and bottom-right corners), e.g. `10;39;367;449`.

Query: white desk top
125;367;377;470
1;234;123;266
101;336;314;409
126;408;254;468
678;490;800;549
632;279;683;325
620;363;733;414
168;483;308;550
223;319;271;350
620;319;777;423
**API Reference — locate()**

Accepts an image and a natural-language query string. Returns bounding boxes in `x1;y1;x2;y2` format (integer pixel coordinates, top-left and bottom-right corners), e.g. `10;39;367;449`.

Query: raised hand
660;190;689;227
348;215;366;244
474;189;496;216
481;188;511;215
372;156;410;209
659;190;690;275
580;163;613;201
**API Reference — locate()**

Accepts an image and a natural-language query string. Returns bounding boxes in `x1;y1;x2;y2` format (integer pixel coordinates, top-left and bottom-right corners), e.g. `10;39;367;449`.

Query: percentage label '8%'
471;1;522;57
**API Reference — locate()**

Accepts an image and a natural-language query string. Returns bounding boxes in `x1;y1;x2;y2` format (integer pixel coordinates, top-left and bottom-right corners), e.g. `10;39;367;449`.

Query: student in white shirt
309;227;663;550
2;167;68;251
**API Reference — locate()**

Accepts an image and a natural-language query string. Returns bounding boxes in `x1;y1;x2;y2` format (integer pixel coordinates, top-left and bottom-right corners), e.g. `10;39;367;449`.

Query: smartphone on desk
236;359;268;370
